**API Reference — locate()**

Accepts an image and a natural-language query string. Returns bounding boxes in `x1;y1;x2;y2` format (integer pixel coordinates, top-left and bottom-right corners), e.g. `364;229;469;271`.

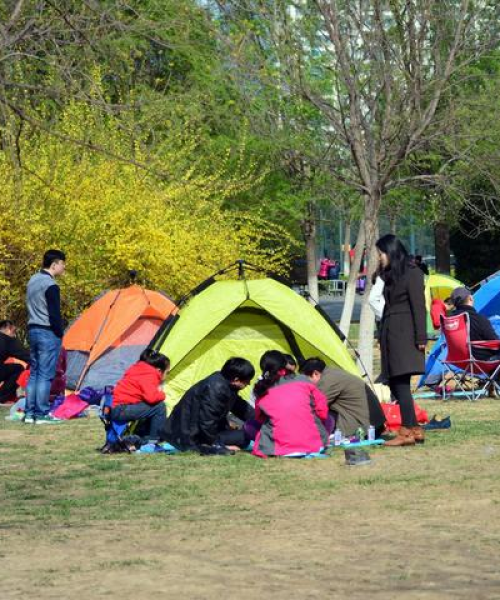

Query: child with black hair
251;351;332;458
111;348;170;443
166;357;256;451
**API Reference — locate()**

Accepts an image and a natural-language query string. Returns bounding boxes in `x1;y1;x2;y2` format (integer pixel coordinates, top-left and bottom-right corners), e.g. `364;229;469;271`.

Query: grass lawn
1;400;500;600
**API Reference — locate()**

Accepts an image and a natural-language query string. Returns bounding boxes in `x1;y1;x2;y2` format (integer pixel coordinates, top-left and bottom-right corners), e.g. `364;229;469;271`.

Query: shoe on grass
35;415;63;425
23;415;35;424
423;416;451;430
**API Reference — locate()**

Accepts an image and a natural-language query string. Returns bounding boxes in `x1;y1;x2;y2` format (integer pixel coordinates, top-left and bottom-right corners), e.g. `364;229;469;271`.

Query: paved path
319;294;363;323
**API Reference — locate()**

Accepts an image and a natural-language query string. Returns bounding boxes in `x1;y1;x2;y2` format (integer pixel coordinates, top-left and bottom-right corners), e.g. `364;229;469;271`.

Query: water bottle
368;425;375;442
356;427;365;442
333;429;342;446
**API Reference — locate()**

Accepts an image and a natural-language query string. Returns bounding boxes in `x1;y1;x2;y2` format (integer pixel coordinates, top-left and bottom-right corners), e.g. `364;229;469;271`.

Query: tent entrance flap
165;308;295;409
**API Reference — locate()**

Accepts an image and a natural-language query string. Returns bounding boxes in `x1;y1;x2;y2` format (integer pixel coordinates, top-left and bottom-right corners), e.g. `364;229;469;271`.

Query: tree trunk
357;201;380;381
339;222;365;337
434;221;451;274
303;206;319;304
343;219;351;276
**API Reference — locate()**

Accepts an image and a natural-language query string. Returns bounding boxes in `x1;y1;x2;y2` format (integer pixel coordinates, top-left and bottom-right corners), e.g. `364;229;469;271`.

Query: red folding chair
440;313;500;400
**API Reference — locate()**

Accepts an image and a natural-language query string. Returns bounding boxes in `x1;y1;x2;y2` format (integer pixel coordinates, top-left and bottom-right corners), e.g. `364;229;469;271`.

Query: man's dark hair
0;320;14;330
283;353;297;368
140;348;170;372
299;357;327;376
221;357;255;382
43;249;66;269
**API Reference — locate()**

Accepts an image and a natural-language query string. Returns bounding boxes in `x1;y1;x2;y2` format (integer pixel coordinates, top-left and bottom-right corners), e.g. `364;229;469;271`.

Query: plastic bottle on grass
368;425;375;442
333;429;342;446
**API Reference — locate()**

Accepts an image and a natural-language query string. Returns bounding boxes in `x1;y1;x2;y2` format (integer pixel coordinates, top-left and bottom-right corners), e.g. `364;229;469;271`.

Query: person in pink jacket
252;352;332;458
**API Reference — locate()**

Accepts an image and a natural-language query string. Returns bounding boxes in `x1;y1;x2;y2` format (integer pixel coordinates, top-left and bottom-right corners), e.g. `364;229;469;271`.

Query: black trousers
217;428;249;448
0;363;24;402
389;374;418;428
365;384;388;436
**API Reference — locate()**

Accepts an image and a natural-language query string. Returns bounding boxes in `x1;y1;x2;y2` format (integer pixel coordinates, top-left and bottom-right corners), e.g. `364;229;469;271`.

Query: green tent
152;276;360;412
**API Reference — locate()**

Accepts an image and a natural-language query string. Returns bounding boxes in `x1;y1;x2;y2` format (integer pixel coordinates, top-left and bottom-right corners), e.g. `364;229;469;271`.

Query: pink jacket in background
253;376;329;458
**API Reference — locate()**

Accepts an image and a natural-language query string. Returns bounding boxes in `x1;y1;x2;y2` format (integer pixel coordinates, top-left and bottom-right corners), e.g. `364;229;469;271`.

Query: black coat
0;332;30;364
166;372;255;450
380;264;426;379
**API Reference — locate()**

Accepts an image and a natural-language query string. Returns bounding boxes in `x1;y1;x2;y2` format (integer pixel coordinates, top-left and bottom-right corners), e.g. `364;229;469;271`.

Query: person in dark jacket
0;320;30;403
414;255;429;275
377;234;427;447
166;357;255;451
450;287;500;361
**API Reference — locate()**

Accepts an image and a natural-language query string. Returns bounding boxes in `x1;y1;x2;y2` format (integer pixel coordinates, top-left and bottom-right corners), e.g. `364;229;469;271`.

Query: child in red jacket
111;349;170;443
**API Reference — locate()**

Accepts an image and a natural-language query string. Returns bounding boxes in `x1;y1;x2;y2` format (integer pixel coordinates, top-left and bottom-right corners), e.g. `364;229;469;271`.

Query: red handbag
382;403;429;431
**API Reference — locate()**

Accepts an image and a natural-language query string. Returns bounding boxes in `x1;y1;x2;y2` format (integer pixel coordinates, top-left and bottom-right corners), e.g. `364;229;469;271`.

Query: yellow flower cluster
0;102;297;327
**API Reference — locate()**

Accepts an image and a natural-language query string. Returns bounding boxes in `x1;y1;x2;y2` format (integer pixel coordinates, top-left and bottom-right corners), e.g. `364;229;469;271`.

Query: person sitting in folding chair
450;287;500;362
110;349;170;444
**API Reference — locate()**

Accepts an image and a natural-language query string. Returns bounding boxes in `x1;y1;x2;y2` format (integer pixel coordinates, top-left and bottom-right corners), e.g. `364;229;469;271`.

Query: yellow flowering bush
0;103;297;326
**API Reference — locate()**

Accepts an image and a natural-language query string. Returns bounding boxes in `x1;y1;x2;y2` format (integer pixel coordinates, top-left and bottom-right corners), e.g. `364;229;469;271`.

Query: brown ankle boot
412;426;425;444
384;426;415;447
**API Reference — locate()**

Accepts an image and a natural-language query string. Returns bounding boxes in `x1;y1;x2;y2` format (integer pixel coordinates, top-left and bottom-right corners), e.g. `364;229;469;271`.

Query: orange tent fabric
64;285;176;370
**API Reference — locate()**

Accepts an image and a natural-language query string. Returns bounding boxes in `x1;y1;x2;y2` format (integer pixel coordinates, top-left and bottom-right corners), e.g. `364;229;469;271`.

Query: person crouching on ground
252;352;333;458
299;357;386;438
166;357;255;452
0;320;30;404
111;349;170;444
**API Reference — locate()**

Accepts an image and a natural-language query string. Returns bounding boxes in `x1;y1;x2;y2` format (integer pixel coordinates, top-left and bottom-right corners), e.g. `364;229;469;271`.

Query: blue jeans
111;401;167;442
26;328;62;418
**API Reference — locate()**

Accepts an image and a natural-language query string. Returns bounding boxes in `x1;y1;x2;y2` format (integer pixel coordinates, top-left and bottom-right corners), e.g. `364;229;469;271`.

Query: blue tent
419;273;500;387
472;271;500;316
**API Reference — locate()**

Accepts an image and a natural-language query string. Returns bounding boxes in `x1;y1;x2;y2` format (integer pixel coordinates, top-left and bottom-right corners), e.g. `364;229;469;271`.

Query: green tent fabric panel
245;279;358;375
157;281;247;369
164;309;292;410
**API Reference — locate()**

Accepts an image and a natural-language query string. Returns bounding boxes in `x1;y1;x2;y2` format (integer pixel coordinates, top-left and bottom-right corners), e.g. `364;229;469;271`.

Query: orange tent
64;286;177;390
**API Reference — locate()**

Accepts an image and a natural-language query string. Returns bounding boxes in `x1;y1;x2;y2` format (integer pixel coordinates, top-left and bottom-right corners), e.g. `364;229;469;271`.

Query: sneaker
344;448;372;466
199;443;235;456
35;415;63;425
23;415;35;424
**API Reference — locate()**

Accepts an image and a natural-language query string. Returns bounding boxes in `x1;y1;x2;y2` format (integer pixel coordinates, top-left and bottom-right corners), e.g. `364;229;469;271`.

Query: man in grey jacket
25;249;66;424
300;358;386;437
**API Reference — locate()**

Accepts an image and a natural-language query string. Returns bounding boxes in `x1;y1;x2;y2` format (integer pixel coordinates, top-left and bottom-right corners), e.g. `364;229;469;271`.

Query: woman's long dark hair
376;234;410;284
254;351;288;399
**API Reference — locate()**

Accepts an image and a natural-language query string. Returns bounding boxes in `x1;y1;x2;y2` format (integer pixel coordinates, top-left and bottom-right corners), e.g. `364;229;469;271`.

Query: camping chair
99;387;131;453
440;313;500;400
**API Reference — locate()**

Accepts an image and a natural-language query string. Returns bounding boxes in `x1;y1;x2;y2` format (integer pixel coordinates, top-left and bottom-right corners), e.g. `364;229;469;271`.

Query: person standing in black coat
166;357;255;451
377;235;427;446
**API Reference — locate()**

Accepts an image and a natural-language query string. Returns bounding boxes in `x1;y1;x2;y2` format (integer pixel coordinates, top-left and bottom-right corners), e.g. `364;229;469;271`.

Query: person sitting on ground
450;287;500;361
0;320;30;404
430;297;454;331
251;352;332;458
111;349;170;444
245;350;295;440
300;358;386;438
166;357;255;451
